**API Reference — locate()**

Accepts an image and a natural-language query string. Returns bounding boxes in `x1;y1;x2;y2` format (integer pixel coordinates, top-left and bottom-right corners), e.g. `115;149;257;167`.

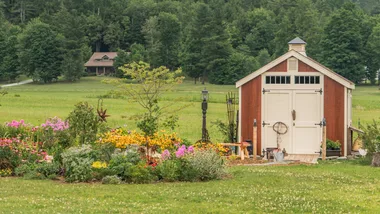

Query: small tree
117;61;183;137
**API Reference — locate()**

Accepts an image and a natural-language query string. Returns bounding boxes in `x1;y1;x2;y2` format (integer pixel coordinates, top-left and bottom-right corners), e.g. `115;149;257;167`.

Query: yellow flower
92;161;108;169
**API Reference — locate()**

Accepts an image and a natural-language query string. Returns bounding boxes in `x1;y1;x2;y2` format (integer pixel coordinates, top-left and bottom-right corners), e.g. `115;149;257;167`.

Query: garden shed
236;37;355;157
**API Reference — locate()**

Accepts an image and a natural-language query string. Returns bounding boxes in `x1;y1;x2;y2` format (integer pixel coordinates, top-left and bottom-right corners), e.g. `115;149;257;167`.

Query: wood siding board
241;77;261;155
324;76;345;155
268;60;287;72
298;60;318;72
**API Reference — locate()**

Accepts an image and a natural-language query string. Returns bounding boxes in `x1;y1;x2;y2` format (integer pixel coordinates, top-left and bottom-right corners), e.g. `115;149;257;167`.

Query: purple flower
161;150;171;160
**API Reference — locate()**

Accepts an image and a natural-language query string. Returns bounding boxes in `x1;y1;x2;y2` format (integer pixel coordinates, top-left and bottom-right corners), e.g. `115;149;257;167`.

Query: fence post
322;118;327;161
253;119;257;160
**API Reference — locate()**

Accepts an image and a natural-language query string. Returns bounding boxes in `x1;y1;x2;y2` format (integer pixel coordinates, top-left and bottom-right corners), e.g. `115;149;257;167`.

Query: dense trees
18;19;64;83
0;0;379;84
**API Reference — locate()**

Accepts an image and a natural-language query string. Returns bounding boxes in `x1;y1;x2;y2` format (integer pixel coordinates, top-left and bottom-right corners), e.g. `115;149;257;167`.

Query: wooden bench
220;142;251;160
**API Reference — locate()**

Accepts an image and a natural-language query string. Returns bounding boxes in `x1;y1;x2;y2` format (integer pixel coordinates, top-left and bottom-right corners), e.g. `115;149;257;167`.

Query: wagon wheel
272;122;288;149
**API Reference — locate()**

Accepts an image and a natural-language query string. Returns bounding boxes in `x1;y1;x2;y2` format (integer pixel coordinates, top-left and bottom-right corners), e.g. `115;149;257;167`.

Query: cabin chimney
288;37;307;56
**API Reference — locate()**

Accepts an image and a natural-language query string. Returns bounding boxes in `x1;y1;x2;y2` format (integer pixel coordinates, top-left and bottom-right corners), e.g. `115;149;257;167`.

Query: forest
0;0;379;84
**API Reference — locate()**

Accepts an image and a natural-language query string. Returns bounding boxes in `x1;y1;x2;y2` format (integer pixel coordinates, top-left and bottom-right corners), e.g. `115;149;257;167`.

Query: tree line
0;0;379;84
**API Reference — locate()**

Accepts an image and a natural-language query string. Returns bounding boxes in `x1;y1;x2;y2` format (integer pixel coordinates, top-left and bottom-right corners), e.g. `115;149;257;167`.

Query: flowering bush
193;142;230;156
0;168;12;177
41;117;69;131
100;128;180;150
0;138;48;172
6;119;28;128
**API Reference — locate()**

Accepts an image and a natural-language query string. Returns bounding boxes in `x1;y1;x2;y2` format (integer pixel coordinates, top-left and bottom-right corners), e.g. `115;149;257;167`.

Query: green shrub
61;145;95;182
156;159;180;182
102;175;121;184
185;149;226;181
361;120;380;154
66;102;101;145
178;158;199;182
15;163;36;176
23;170;46;180
108;149;142;180
0;145;21;171
92;167;115;181
126;162;156;184
35;162;60;179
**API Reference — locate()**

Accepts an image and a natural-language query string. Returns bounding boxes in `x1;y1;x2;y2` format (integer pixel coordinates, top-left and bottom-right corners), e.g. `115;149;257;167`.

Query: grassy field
1;77;380;142
1;159;380;213
0;77;237;143
1;79;380;213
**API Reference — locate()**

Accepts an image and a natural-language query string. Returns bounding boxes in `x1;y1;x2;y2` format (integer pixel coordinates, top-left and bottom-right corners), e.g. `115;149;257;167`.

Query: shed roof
235;50;355;89
84;52;117;67
288;37;307;44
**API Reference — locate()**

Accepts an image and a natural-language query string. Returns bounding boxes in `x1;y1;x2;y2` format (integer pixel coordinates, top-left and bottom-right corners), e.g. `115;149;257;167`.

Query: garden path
1;79;33;88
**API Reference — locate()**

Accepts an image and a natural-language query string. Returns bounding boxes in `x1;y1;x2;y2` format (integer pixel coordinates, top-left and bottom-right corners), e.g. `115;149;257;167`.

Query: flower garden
0;103;230;184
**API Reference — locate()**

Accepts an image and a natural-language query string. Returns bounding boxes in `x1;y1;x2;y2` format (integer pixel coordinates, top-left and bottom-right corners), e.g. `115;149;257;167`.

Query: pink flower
175;145;187;158
161;150;171;160
187;146;194;153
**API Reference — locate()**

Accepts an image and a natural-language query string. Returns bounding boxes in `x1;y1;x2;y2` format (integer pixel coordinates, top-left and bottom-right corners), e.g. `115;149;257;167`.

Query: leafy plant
15;163;36;176
126;162;156;184
360;120;380;154
61;145;95;182
102;175;121;184
326;139;341;150
35;162;60;179
108;150;142;180
67;102;101;145
107;61;184;138
156;159;180;182
185;149;226;181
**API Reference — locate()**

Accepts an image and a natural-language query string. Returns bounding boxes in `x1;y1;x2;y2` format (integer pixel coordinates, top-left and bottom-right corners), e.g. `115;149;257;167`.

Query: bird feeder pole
253;119;257;160
322;118;327;161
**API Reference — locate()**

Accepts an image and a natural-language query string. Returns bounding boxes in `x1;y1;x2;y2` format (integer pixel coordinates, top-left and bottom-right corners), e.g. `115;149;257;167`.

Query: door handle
292;110;296;120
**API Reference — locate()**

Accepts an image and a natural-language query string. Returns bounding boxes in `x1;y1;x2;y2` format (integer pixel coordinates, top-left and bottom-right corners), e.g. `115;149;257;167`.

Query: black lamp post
201;88;209;142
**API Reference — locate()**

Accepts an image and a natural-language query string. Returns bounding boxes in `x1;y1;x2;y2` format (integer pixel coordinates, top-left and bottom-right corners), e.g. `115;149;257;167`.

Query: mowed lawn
1;78;380;213
0;77;237;143
1;77;379;142
1;160;380;213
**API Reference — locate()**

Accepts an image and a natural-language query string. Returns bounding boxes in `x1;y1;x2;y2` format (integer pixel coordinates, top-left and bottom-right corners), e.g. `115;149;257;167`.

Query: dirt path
1;79;33;88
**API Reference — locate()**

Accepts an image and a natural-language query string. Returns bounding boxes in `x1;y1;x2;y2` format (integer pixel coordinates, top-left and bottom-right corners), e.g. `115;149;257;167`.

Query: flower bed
0;118;228;184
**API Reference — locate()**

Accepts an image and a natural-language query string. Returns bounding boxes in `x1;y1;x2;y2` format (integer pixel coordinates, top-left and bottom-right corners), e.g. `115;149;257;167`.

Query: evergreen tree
181;3;212;84
0;24;21;81
18;19;64;83
157;12;181;70
320;3;366;83
142;16;162;68
365;23;380;84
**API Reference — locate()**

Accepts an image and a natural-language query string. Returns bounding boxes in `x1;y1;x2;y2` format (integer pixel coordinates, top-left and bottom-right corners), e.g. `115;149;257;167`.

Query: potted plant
325;139;341;157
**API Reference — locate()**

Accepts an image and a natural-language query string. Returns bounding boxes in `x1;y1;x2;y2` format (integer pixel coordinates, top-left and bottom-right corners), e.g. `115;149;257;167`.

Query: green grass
1;77;379;142
1;79;380;213
1;160;380;213
0;77;236;143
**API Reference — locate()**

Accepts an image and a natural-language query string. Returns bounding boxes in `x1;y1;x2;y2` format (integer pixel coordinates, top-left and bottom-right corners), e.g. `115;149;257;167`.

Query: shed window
265;76;290;84
295;76;320;84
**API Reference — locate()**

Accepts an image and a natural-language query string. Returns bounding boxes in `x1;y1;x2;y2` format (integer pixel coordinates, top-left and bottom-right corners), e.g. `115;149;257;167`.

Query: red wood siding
298;61;318;72
241;76;261;155
324;76;345;155
268;61;287;72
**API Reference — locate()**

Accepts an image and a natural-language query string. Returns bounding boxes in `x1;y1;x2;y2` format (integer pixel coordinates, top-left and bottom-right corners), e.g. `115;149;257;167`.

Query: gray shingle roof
288;37;307;44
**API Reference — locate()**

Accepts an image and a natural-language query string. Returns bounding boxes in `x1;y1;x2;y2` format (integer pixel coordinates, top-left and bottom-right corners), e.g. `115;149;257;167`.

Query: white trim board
236;50;355;90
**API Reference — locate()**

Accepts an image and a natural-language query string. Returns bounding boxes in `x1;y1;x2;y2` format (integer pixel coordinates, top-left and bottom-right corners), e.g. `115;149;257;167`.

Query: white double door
263;90;322;154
